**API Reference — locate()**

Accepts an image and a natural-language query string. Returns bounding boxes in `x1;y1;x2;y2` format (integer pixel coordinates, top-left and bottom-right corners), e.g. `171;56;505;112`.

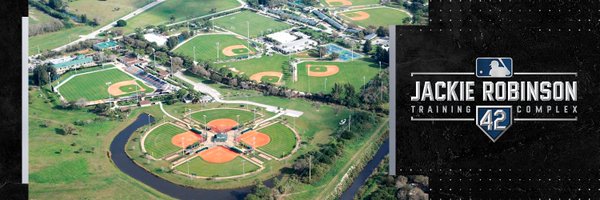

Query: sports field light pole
242;159;245;175
379;61;382;101
363;76;365;91
246;21;250;58
324;78;327;91
216;42;220;61
193;46;196;63
203;115;207;131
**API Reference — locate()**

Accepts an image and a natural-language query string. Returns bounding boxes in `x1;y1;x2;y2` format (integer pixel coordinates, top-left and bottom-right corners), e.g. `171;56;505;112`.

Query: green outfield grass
190;108;256;125
257;123;296;158
175;156;259;177
320;0;380;7
212;11;292;38
122;0;241;33
173;34;255;61
58;67;154;101
144;123;187;158
287;58;381;93
221;54;289;77
340;7;410;28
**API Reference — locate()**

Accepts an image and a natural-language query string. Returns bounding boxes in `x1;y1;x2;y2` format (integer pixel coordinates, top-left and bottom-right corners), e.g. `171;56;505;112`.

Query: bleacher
123;66;169;90
268;9;318;26
312;10;345;30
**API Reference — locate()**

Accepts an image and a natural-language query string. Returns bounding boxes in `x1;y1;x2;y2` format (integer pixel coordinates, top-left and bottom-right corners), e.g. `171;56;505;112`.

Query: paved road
51;0;167;52
174;71;304;117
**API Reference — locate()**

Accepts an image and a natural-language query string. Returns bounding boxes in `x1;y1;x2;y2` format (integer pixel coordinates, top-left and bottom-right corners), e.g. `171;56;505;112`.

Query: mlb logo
476;57;513;78
476;106;513;142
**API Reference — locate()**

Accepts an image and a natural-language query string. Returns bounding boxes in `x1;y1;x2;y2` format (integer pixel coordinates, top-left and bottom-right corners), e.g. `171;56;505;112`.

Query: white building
267;31;318;54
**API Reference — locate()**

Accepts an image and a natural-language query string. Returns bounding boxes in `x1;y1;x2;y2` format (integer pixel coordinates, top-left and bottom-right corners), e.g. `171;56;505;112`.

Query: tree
362;39;372;54
318;46;327;58
374;46;389;64
166;36;179;49
376;26;387;37
169;57;183;73
49;0;64;10
32;63;57;86
329;52;339;60
61;124;77;135
116;20;127;27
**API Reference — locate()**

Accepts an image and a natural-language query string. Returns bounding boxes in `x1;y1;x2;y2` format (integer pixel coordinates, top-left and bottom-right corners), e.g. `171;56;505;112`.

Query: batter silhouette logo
476;57;513;78
409;57;578;142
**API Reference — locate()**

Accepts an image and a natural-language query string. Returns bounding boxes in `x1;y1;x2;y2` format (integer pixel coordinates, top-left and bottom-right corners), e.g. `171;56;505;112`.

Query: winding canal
111;114;389;200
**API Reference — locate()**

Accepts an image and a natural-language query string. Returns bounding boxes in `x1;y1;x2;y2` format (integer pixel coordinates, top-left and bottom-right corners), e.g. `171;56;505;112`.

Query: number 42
480;110;507;131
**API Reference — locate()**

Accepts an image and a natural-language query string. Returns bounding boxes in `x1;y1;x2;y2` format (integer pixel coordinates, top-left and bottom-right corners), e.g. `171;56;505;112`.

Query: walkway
174;71;304;118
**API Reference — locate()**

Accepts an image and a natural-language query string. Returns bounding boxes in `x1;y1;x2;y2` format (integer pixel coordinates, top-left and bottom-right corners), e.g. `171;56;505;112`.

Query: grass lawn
28;87;171;199
58;67;154;101
320;0;380;7
288;58;381;93
175;156;259;177
29;6;60;25
173;34;255;61
257;123;296;158
30;158;89;183
212;10;292;38
144;123;187;158
122;0;241;33
221;54;290;77
29;25;94;55
67;0;152;26
190;108;256;125
340;7;411;28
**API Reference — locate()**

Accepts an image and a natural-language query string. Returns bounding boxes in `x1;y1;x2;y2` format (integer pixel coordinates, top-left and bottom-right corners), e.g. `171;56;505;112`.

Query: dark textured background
0;0;28;199
395;0;600;198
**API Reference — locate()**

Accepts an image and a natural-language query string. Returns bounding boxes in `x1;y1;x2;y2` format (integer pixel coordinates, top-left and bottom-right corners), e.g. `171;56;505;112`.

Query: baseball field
340;7;411;28
212;11;292;38
320;0;380;7
173;34;256;61
57;67;154;101
175;156;259;177
287;59;381;93
122;0;241;33
222;54;289;79
144;123;188;159
189;108;256;125
256;123;296;158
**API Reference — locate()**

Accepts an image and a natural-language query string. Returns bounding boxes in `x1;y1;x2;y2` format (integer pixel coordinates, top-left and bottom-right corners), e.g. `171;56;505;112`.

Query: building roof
94;40;118;50
139;100;151;105
52;55;93;69
365;33;378;40
267;31;298;44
